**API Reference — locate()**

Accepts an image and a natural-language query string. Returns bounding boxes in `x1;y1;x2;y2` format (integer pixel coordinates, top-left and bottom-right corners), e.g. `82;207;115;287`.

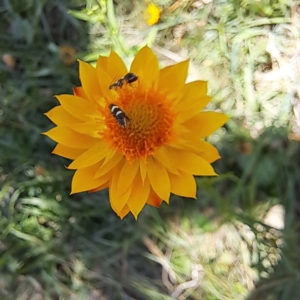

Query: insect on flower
109;72;138;90
109;104;130;128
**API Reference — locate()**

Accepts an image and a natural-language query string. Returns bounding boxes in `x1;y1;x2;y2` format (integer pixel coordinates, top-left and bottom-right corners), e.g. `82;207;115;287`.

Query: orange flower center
102;86;175;161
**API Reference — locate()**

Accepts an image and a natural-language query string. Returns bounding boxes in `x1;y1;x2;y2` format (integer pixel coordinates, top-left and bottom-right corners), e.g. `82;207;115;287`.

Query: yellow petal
184;96;212;114
52;144;85;159
172;140;221;163
102;149;117;166
177;96;212;122
189;80;207;96
167;146;217;176
96;66;115;102
174;80;207;105
117;204;130;220
68;142;109;169
97;51;130;82
189;140;221;163
118;185;132;213
73;86;87;99
176;81;210;110
118;159;140;194
182;112;229;138
170;136;221;163
96;56;109;74
174;127;200;146
158;60;189;98
45;106;80;125
173;122;190;135
169;171;196;198
71;163;110;194
106;51;128;80
89;182;109;193
153;146;179;174
146;157;170;202
127;175;150;220
140;159;147;183
130;46;159;90
94;152;124;178
43;127;98;149
69;122;104;138
109;161;130;213
56;95;97;122
78;60;103;103
147;189;162;207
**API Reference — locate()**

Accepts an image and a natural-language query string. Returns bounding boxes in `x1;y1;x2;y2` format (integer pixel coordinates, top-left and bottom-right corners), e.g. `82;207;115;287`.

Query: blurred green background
1;0;300;299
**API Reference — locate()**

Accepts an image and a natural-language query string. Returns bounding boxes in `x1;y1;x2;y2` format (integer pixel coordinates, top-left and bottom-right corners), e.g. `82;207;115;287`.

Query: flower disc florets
103;85;175;161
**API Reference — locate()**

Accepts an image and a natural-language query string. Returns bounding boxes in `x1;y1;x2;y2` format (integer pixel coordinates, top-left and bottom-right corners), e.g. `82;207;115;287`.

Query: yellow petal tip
131;212;139;221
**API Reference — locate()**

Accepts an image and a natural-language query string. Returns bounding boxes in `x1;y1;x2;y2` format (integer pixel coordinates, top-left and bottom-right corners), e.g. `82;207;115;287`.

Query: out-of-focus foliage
1;0;300;299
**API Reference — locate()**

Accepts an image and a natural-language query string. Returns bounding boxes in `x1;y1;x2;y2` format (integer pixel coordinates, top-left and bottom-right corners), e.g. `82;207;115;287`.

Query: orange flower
2;53;16;68
43;46;228;219
58;46;76;65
